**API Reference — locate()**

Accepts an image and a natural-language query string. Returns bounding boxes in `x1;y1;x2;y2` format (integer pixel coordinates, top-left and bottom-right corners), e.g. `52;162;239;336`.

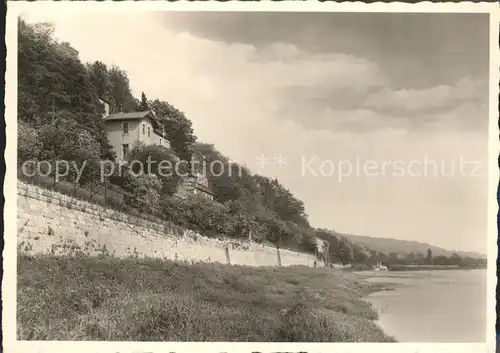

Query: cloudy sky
20;10;490;254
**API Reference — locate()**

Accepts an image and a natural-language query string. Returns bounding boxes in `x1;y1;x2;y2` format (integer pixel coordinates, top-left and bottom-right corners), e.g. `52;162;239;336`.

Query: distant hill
338;233;487;259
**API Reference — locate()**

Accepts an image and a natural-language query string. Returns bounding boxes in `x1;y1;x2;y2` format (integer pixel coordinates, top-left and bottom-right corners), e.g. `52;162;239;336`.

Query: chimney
99;98;110;118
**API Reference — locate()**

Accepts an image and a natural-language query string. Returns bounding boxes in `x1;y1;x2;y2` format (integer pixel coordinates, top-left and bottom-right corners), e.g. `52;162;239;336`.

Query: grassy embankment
18;254;395;342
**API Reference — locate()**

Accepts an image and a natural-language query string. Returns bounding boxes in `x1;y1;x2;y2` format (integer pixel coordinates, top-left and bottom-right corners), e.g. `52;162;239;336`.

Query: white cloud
363;76;487;113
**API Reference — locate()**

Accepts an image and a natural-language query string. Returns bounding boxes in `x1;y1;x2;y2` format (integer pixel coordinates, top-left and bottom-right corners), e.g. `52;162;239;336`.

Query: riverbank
388;264;460;271
361;269;487;342
343;264;486;272
17;253;396;342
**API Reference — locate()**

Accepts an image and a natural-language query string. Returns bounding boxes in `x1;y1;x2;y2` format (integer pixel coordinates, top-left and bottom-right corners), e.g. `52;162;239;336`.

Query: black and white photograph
3;2;498;352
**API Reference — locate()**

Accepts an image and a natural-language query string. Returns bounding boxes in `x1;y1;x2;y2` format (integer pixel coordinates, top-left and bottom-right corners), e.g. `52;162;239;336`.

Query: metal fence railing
17;163;133;211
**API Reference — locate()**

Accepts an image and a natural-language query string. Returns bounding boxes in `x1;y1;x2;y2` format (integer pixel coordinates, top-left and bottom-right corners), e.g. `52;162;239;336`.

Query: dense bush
125;174;163;214
160;196;235;237
127;142;183;196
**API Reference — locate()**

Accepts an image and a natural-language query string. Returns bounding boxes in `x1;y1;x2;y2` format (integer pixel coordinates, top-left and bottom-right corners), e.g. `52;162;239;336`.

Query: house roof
194;183;215;196
103;111;152;121
103;110;169;139
98;96;111;104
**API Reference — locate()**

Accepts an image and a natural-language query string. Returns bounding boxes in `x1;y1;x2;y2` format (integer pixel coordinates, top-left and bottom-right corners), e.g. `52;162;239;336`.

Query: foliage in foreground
17;254;396;342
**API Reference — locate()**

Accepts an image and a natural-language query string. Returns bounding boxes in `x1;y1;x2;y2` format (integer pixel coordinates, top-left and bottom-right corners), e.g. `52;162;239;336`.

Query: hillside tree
151;99;197;161
138;92;149;111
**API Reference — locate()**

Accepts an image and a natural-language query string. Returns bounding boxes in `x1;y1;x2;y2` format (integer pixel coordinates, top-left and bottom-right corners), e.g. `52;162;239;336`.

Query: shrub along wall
17;182;320;267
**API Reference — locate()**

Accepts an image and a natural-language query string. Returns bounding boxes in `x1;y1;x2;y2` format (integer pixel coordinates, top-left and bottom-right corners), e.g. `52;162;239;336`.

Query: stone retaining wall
17;181;320;267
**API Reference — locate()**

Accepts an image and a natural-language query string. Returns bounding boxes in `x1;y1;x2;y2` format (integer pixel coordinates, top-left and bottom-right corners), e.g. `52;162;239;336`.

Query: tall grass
17;254;395;342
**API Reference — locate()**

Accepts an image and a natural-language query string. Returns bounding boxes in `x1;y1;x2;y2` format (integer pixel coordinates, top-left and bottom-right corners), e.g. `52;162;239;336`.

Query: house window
123;122;129;134
142;124;145;135
160;138;162;145
148;127;151;137
122;144;129;159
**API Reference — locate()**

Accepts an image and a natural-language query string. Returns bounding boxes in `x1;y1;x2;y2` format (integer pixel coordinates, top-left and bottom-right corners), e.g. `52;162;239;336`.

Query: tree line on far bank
316;231;486;268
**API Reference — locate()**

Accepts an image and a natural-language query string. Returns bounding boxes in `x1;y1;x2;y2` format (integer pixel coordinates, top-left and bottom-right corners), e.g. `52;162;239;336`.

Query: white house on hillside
100;98;171;161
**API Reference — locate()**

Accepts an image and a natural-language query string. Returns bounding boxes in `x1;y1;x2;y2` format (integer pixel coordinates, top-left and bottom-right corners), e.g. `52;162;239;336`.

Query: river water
362;269;487;342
